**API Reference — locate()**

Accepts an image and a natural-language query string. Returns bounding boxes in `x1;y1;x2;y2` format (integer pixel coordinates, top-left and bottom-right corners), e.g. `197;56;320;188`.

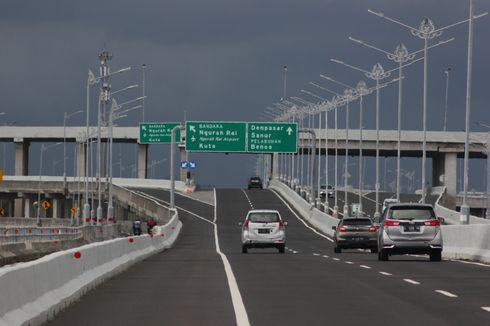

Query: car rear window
389;206;435;220
248;212;280;223
342;219;372;226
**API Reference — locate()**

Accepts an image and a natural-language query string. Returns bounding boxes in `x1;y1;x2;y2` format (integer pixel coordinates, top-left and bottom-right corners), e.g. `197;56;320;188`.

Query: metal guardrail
0;226;82;244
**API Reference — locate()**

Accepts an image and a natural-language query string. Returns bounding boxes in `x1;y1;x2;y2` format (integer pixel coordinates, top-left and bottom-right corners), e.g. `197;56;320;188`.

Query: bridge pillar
180;147;188;182
14;139;30;217
432;153;445;187
52;198;62;219
76;142;86;177
431;153;457;210
137;144;148;179
24;197;32;218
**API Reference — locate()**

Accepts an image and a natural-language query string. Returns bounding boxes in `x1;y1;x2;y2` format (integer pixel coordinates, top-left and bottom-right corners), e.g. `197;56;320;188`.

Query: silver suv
240;209;286;253
377;203;443;261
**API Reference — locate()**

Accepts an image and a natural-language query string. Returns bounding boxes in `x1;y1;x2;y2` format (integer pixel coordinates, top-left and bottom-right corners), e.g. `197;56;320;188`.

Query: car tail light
369;226;377;232
338;225;346;232
384;219;400;227
424;219;440;227
278;219;285;231
243;219;249;231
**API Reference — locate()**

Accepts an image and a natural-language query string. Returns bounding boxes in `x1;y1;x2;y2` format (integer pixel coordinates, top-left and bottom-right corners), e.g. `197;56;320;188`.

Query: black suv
247;176;263;189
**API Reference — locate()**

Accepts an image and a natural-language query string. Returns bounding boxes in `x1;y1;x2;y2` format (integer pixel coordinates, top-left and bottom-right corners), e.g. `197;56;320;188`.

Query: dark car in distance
332;217;378;253
247;176;263;189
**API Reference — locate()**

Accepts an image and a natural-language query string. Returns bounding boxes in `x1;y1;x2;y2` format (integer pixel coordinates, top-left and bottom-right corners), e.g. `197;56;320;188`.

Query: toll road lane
46;192;236;326
218;189;490;325
130;187;215;222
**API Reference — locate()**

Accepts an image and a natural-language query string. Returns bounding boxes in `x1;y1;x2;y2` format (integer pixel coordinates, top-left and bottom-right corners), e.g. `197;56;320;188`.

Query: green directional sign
247;122;297;153
185;121;246;152
139;122;181;144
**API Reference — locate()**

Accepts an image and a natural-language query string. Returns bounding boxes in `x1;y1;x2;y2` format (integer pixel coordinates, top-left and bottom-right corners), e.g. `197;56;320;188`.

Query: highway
47;188;490;326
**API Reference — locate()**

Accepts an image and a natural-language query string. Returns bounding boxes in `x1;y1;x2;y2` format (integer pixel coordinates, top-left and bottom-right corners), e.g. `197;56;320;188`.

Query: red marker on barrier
128;238;134;243
73;251;82;259
14;229;19;234
3;230;8;235
28;230;32;234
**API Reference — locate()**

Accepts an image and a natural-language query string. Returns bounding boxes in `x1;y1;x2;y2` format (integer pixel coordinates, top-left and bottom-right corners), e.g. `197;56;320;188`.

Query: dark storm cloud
0;0;489;187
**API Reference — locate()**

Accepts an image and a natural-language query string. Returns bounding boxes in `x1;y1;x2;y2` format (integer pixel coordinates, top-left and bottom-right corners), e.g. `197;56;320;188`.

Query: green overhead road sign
247;122;297;153
185;121;246;152
184;121;298;153
139;122;181;144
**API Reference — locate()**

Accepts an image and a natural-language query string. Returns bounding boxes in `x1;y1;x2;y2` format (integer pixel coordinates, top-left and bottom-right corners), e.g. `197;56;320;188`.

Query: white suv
240;209;286;253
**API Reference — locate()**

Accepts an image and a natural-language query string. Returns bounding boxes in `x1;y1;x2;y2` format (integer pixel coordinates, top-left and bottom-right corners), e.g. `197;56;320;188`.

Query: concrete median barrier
0;209;182;326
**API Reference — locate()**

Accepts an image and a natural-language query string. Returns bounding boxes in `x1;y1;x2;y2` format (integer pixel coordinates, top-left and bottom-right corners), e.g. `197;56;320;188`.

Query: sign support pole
170;125;184;209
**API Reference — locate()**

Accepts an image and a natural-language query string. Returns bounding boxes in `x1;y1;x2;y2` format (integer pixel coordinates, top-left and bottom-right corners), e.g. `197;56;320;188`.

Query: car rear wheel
378;249;389;261
334;246;341;253
430;250;442;262
242;245;248;254
278;245;285;254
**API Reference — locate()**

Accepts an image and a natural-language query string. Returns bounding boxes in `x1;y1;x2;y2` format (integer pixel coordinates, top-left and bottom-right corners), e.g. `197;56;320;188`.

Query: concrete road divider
269;179;338;237
0;209;182;326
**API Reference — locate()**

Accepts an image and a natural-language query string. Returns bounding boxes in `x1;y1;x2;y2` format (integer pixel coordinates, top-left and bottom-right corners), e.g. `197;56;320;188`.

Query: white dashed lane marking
345;261;354;264
360;265;371;269
404;279;421;285
435;290;458;298
313;253;320;256
322;255;330;258
332;258;340;261
481;307;490;313
379;272;392;276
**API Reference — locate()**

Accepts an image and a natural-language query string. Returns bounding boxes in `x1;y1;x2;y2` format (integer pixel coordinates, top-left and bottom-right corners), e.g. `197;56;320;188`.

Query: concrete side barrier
441;224;490;264
269;179;338;237
0;210;182;326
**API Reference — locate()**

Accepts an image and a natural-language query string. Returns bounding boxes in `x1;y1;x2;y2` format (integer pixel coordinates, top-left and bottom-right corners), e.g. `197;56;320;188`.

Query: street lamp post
368;5;487;207
37;142;62;226
444;68;452;132
331;59;390;219
63;109;83;190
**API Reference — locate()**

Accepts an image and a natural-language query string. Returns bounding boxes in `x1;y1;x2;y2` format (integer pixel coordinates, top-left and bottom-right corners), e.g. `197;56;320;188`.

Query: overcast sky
1;0;489;190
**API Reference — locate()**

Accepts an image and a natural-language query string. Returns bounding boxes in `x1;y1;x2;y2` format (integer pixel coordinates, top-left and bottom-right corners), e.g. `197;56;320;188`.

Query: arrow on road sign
189;125;196;132
189;161;196;169
180;161;189;169
142;125;147;131
286;127;293;135
191;136;196;142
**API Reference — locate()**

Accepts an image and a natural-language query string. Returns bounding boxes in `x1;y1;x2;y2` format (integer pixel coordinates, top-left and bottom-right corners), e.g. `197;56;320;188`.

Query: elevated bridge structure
1;126;488;210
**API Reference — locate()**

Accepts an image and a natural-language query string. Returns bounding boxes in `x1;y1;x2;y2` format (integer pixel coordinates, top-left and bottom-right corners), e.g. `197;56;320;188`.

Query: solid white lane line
435;290;458;298
481;307;490;312
379;272;392;276
345;261;354;265
271;189;334;242
241;189;254;210
452;259;490;268
332;258;340;261
404;279;421;285
215;189;250;326
322;255;330;258
213;188;217;223
360;265;371;269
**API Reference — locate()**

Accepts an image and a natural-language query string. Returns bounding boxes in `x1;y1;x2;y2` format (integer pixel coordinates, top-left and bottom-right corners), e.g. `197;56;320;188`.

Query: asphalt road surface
47;188;490;326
